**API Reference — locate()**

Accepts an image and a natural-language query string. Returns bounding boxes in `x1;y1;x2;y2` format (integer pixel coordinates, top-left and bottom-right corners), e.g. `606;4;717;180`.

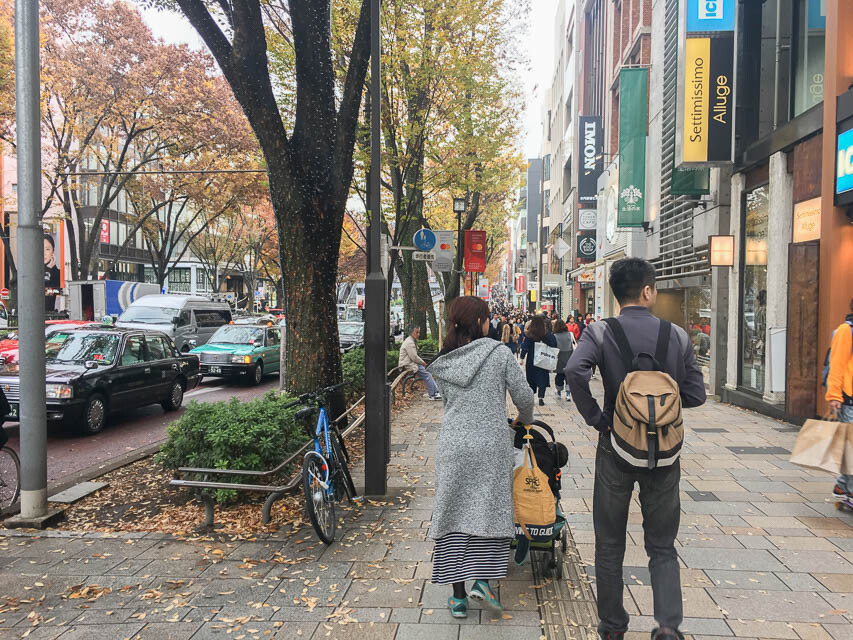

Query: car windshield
209;325;264;345
119;306;181;324
46;332;120;365
339;324;364;337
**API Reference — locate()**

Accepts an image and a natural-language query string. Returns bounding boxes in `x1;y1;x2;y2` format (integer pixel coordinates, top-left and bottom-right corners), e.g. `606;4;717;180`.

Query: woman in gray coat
427;296;535;618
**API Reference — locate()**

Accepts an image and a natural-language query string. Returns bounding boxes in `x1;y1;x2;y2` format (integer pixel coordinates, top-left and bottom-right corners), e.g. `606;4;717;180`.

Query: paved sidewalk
2;386;853;640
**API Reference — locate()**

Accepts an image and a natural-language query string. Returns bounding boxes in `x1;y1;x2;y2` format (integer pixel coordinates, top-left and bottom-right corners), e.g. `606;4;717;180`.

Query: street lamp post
453;198;466;296
364;0;389;497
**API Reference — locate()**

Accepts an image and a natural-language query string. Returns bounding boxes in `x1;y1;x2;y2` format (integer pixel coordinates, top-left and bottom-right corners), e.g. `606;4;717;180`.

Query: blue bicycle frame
308;407;334;496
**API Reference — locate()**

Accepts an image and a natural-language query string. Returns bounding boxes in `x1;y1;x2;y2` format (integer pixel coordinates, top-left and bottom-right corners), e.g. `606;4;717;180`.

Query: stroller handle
507;418;556;442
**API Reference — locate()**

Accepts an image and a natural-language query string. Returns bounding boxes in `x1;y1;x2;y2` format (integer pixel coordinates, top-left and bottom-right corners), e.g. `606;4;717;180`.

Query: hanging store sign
577;233;597;262
578;209;597;230
515;274;526;294
837;126;853;204
617;68;647;227
682;34;734;163
99;220;110;244
578;116;603;203
576;270;596;284
686;0;735;33
464;229;487;273
792;197;822;243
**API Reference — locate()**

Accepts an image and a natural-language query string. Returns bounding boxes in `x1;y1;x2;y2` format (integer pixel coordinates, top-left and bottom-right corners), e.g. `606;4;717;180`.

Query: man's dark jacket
565;306;706;432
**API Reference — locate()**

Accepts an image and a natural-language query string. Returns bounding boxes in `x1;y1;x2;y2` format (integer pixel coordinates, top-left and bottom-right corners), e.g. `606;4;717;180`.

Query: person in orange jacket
827;298;853;502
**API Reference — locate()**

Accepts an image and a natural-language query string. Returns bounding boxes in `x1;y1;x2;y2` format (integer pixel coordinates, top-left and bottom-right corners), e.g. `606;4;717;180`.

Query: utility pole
364;0;389;496
8;0;58;527
453;198;466;298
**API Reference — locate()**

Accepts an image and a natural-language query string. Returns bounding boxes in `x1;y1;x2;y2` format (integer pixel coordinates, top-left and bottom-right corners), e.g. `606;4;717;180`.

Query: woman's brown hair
501;323;511;343
525;315;547;342
552;319;568;334
442;296;489;352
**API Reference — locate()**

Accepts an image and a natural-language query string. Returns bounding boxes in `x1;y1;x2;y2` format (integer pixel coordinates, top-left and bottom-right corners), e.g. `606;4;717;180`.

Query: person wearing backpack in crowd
427;296;535;619
520;315;557;406
565;258;706;640
826;298;853;502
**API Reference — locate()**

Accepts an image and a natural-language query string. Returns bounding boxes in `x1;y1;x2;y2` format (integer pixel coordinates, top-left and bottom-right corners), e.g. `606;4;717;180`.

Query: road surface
1;376;279;488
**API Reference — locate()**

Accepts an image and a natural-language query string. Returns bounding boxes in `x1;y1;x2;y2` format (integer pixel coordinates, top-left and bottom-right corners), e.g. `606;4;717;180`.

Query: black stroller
510;419;569;578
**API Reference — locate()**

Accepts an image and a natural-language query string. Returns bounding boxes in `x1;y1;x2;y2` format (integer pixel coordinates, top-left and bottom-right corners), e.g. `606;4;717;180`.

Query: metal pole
456;210;463;296
15;0;47;519
364;0;388;496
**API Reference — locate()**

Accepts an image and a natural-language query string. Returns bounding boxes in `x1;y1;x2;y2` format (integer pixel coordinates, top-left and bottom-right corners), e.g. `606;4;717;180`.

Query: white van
116;295;233;352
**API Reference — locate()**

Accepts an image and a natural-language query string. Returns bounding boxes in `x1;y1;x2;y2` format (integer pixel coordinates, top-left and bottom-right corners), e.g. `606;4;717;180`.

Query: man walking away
827;298;853;502
566;258;706;640
400;326;441;400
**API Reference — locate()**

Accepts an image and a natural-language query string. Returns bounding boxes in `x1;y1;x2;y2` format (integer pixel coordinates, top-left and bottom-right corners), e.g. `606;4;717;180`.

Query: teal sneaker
447;596;468;618
469;580;502;611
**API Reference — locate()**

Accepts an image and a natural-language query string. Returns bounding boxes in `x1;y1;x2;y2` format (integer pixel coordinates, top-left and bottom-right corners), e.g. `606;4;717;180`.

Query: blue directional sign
413;228;436;251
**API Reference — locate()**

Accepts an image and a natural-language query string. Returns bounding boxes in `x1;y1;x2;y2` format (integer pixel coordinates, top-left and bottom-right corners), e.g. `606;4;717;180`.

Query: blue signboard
837;127;853;196
808;0;826;30
686;0;735;33
413;228;436;251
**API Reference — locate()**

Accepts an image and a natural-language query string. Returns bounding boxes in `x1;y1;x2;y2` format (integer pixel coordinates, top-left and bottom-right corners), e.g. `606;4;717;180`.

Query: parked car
116;294;232;352
233;314;276;325
343;306;364;323
190;323;282;385
0;327;200;434
338;322;364;351
0;320;102;365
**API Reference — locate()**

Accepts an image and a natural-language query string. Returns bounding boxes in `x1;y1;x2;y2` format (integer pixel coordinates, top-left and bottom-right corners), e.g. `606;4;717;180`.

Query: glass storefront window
740;185;770;394
168;267;191;293
792;0;825;117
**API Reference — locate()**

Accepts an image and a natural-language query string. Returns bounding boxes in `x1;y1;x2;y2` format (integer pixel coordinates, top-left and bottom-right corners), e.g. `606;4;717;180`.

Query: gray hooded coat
427;338;535;540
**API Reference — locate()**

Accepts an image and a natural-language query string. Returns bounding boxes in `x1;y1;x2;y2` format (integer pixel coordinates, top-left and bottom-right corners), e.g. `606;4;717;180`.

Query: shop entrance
786;241;820;418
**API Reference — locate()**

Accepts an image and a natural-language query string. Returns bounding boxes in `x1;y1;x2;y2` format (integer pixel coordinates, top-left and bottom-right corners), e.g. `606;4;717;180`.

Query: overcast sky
141;1;558;159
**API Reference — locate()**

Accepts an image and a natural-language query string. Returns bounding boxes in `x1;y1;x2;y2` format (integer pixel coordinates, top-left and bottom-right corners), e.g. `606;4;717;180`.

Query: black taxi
0;326;200;435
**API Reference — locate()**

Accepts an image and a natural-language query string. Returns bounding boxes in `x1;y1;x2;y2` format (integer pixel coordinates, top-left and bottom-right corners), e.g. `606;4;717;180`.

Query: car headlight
46;384;73;399
231;355;252;364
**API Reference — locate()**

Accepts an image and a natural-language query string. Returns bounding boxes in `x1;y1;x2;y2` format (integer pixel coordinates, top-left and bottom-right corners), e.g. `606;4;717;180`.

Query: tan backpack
603;318;684;470
513;427;557;541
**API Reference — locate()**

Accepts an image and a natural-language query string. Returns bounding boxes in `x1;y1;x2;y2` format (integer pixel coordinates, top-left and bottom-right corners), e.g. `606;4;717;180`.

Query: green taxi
190;323;282;385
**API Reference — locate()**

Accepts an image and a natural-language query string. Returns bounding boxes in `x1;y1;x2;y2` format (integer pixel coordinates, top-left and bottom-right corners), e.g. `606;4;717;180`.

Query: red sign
464;230;487;273
0;288;8;300
99;220;110;243
515;275;525;294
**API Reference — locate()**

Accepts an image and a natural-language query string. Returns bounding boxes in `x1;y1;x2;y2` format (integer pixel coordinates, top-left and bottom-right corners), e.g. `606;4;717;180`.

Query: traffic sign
0;288;8;300
413;251;436;262
413;228;436;252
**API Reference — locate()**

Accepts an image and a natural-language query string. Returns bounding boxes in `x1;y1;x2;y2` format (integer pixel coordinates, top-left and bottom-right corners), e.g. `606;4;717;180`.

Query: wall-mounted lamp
709;235;735;267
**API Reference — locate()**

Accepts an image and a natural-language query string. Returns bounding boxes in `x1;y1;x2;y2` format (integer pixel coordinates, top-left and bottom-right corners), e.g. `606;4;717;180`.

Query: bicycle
295;382;358;544
0;426;20;511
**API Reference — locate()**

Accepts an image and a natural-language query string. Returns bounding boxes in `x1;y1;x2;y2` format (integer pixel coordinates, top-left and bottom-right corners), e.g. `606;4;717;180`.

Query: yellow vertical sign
683;37;710;162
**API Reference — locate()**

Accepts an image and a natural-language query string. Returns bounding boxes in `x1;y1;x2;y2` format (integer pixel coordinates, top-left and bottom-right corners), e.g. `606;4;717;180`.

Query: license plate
209;366;222;374
7;403;17;419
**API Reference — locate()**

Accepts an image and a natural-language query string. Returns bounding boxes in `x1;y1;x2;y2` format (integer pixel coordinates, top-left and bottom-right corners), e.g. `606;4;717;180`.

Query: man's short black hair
609;257;657;304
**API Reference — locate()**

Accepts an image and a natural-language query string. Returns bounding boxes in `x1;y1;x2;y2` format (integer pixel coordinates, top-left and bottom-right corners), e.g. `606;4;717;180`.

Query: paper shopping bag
533;343;559;371
790;419;846;475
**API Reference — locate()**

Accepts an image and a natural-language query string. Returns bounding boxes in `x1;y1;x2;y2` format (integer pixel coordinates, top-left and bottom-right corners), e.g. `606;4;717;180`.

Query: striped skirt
431;532;512;584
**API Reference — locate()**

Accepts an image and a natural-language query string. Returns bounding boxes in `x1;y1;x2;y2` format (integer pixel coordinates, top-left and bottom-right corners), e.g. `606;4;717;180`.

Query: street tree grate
686;490;720;501
726;446;791;455
692;428;729;433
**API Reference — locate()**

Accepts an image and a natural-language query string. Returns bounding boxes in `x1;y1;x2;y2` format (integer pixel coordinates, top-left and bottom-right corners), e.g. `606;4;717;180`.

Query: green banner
671;164;710;195
618;68;648;227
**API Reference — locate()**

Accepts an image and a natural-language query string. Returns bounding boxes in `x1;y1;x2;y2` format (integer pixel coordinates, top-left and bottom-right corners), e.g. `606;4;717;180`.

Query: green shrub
341;346;366;401
156;391;308;503
417;338;438;354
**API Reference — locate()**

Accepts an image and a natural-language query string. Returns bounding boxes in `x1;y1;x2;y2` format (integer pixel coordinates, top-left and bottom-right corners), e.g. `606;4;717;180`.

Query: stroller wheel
555;559;564;579
561;529;567;553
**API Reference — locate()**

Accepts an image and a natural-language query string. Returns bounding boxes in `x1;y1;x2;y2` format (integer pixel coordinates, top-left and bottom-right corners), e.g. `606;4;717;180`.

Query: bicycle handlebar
280;382;347;411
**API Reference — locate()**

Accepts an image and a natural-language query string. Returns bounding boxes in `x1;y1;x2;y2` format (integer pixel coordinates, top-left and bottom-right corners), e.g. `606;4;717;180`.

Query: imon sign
464;229;487;272
578;116;603;203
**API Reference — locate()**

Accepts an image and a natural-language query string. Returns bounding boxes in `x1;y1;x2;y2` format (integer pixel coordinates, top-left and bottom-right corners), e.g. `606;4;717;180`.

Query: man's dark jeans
593;435;682;634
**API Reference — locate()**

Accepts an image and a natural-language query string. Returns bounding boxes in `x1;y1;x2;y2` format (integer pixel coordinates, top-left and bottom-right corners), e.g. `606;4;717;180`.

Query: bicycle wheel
331;436;357;502
302;451;336;544
333;427;351;465
0;446;20;510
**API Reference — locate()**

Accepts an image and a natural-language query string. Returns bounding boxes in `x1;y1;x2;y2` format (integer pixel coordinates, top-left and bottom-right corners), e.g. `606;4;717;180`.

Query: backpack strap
603;318;635;373
654;320;672;370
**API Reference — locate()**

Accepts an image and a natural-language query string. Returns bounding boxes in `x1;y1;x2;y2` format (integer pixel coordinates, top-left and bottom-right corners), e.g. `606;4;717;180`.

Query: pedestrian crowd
418;257;707;640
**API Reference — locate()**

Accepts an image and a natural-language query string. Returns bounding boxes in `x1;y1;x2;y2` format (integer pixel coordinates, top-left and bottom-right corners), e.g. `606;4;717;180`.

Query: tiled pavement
2;382;853;639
